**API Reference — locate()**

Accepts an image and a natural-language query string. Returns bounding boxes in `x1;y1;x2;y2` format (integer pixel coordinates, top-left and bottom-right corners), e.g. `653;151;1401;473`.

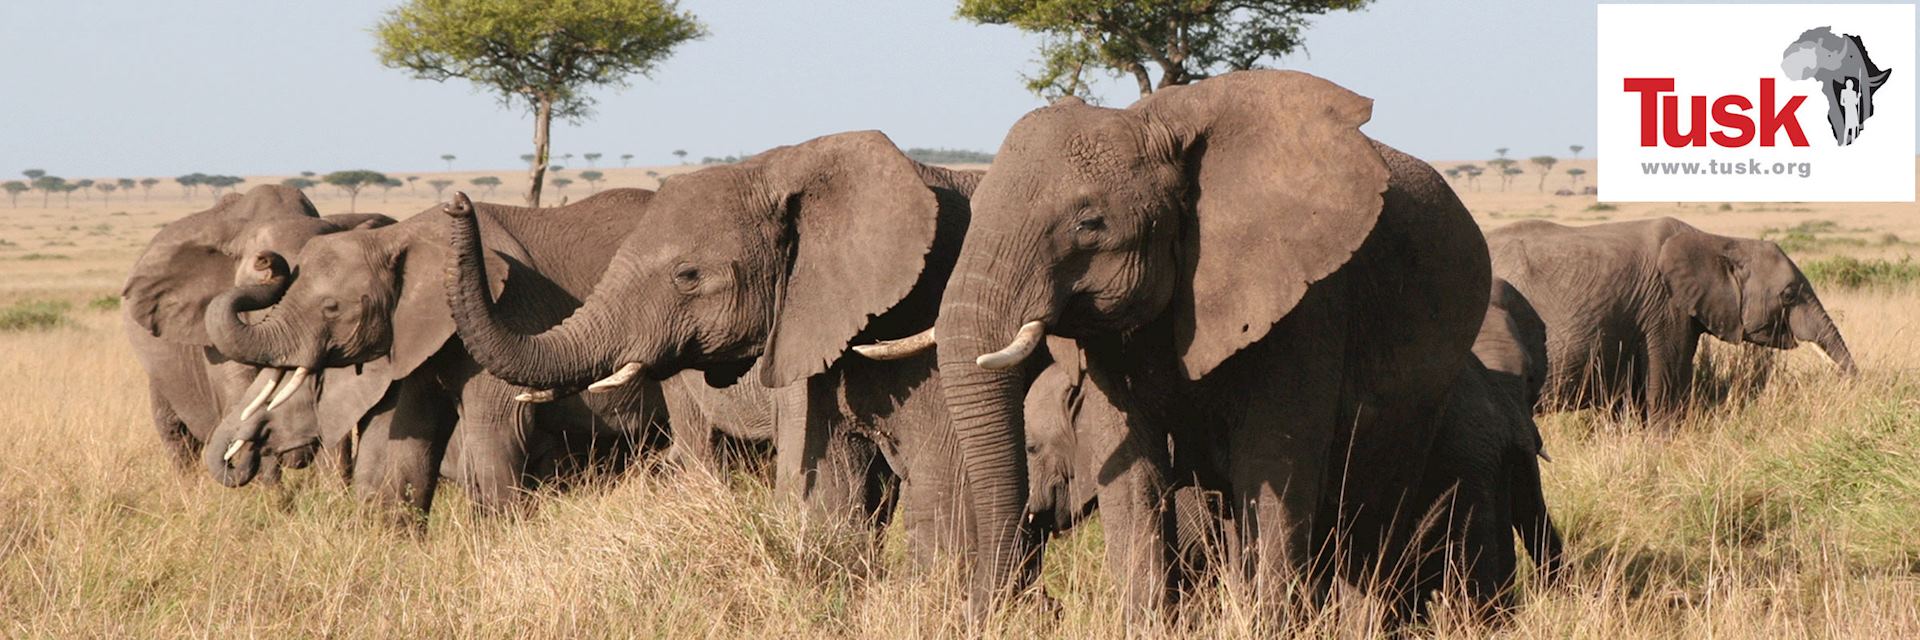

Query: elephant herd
123;70;1855;624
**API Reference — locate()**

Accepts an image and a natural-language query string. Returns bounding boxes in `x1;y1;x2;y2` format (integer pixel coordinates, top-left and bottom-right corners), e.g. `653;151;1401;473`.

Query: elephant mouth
699;359;755;388
275;441;320;469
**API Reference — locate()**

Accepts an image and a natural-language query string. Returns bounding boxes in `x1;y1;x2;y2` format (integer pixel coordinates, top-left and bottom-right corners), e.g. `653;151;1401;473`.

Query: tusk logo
1780;27;1894;146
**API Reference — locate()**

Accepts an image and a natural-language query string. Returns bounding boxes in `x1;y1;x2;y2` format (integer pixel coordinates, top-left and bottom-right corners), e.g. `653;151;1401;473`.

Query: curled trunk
1790;298;1856;375
205;270;297;367
443;198;621;388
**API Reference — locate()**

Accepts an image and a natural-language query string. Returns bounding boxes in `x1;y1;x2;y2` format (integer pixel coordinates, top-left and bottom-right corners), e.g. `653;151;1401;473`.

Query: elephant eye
1073;216;1106;233
319;297;342;319
672;263;701;293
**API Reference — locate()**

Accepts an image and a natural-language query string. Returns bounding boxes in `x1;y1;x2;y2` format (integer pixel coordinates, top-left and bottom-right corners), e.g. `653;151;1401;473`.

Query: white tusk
851;327;936;360
223;438;247;462
976;321;1046;370
515;389;558;403
1537;447;1553;463
588;362;644;393
1809;342;1836;366
238;369;285;421
265;367;308;411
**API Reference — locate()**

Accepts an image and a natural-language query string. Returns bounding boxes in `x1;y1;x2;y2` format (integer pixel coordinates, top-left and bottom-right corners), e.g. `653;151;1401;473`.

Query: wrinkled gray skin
123;185;393;482
1476;278;1551;409
443;131;979;561
1488;217;1855;419
933;71;1491;619
203;189;665;525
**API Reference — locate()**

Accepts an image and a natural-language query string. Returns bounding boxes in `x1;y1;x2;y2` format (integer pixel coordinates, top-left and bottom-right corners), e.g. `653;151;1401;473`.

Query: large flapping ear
753;131;942;388
1657;229;1745;341
1044;335;1085;385
1136;70;1391;380
123;187;318;345
387;207;529;378
316;359;396;448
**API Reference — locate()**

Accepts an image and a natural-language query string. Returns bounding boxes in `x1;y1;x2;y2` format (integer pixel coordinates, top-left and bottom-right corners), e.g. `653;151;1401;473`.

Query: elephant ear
1657;230;1745;341
754;131;942;388
316;359;395;448
1137;70;1391;380
387;211;526;378
123;189;316;345
1045;335;1084;384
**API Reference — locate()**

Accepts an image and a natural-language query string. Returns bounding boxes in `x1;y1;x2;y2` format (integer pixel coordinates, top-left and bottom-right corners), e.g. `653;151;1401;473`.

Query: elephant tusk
265;367;308;411
223;439;247;462
238;369;285;421
851;327;936;360
1809;342;1837;367
1538;447;1553;463
976;321;1046;370
515;389;558;403
588;362;644;393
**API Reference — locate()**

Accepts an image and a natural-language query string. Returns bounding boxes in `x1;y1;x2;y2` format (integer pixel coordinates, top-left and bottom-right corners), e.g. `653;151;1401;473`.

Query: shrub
0;300;72;331
87;295;120;312
1801;256;1920;289
1585;203;1618;212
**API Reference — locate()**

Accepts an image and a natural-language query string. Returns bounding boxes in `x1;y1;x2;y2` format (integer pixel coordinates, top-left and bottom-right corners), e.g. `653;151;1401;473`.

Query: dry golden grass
0;160;1916;637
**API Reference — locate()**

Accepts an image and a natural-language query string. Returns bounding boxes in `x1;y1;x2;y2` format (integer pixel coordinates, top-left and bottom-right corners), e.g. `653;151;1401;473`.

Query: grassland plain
1;161;1916;637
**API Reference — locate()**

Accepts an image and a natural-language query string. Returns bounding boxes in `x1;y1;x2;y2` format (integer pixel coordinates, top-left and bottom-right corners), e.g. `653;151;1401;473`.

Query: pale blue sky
0;1;1910;178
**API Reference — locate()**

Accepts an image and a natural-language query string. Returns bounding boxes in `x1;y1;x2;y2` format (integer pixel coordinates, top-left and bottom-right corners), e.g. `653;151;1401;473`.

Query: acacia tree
464;175;495;196
958;0;1372;99
74;179;95;200
281;177;319;193
407;175;421;194
139;177;159;201
324;170;389;212
580;170;604;192
3;181;27;208
430;178;456;197
441;153;457;170
672;149;686;164
620;153;634;167
1569;144;1584;159
375;0;704;208
1567;167;1587;186
96;181;117;204
1530;155;1557;191
584;152;602;167
32;176;64;207
117;178;135;195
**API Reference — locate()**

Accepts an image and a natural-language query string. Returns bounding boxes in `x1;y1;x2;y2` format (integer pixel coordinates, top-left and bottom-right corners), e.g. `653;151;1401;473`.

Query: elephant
123;184;393;481
1487;217;1856;418
442;131;981;560
201;188;666;524
925;70;1494;617
1475;278;1550;410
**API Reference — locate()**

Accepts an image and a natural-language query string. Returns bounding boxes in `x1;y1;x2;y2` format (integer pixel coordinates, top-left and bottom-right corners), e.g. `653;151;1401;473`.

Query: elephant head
1021;338;1097;535
1657;226;1856;373
934;70;1392;597
441;131;947;396
123;185;390;484
199;202;511;485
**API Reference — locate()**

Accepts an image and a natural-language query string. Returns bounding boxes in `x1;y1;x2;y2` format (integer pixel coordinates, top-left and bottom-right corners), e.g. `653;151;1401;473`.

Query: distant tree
1501;166;1523;191
22;169;45;181
1567;167;1588;185
1495;147;1510;159
441;153;456;170
32;176;65;207
584;152;602;167
1459;164;1484;190
644;170;660;183
300;171;316;178
904;148;996;164
406;175;421;194
3;181;27;207
59;183;80;206
620;153;634;167
673;149;687;164
202;175;245;198
1485;157;1516;191
1530;155;1558;191
520;153;536;164
375;0;706;208
139;177;159;201
429;178;456;197
1442;167;1460;183
377;177;404;202
469;175;502;197
176;173;208;198
957;0;1372;99
580;170;605;192
117;178;135;194
1569;144;1584;159
550;177;574;194
560;153;575;166
74;179;95;200
281;177;318;193
96;181;117;204
323;170;390;212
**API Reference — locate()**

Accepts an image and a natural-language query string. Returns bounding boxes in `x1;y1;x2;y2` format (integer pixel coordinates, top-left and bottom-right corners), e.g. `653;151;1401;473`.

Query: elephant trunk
1790;297;1856;375
935;239;1050;607
203;368;276;488
205;254;303;367
442;193;621;389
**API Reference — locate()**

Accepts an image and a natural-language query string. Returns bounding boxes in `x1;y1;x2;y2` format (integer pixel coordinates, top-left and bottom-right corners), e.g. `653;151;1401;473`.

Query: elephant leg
452;375;534;515
660;380;722;473
1079;368;1174;621
774;378;891;531
1643;330;1699;423
146;382;199;471
869;363;968;566
354;378;455;530
1218;335;1339;615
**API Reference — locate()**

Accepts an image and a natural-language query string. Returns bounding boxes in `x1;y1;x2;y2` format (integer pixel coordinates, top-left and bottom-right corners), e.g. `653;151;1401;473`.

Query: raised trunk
524;96;552;208
444;199;620;388
1790;298;1856;375
204;273;299;368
